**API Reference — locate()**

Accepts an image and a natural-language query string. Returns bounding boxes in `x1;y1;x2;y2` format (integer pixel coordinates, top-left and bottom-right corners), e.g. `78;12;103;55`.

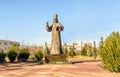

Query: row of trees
64;31;120;72
63;31;120;72
0;43;43;63
63;42;98;59
80;41;97;59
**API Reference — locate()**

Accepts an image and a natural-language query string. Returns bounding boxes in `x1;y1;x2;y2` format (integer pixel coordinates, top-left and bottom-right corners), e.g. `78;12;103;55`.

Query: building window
10;43;13;45
5;42;7;45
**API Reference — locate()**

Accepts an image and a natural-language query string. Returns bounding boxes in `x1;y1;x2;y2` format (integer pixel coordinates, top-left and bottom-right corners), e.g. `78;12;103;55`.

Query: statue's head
53;14;58;23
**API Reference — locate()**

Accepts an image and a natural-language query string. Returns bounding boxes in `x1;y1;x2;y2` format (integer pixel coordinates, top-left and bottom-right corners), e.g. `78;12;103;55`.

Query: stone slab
45;54;67;63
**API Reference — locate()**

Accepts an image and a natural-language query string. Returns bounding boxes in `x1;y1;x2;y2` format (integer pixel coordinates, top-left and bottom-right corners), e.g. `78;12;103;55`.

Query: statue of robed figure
46;14;64;54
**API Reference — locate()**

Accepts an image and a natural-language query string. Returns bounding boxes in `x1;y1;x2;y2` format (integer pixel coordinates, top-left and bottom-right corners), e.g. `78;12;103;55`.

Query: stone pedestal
45;54;67;64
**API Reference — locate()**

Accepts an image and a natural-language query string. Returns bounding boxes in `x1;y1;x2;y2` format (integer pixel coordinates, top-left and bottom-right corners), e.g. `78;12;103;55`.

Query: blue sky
0;0;120;45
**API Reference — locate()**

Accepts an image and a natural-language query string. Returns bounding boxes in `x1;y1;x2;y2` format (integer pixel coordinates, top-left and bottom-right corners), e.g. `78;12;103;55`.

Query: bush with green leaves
34;50;43;61
7;49;17;62
75;50;81;55
68;48;76;58
17;48;30;62
9;43;20;52
0;49;6;62
81;44;88;56
99;31;120;72
7;43;19;62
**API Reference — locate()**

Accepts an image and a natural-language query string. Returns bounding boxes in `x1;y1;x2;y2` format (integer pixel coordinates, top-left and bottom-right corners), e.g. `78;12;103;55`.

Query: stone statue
46;14;64;54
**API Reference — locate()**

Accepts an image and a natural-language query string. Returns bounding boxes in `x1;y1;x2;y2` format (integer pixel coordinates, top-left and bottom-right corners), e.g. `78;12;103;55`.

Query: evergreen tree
99;37;104;56
81;44;87;56
7;43;19;62
0;49;6;62
87;46;92;57
44;42;50;56
68;48;76;58
93;41;97;60
63;45;68;55
17;48;30;61
100;31;120;72
34;50;43;61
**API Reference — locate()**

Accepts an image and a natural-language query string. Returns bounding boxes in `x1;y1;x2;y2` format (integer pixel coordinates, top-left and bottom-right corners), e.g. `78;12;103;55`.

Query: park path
0;61;120;77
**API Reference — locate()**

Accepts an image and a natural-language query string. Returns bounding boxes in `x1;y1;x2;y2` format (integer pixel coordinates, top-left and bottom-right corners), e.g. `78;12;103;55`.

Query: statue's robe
46;16;64;54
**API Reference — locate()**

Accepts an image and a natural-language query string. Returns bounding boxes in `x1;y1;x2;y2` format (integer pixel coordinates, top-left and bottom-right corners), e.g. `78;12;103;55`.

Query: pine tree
63;46;68;55
44;42;50;56
99;37;104;56
100;31;120;72
81;44;87;56
87;46;92;57
93;41;97;60
68;48;76;58
7;43;19;62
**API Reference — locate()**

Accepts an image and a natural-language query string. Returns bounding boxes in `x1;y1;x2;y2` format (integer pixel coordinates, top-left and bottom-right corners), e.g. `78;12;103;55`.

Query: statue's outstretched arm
46;22;52;32
60;26;64;31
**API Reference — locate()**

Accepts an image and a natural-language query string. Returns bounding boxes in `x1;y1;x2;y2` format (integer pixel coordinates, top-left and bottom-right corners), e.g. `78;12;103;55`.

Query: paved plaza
0;61;120;77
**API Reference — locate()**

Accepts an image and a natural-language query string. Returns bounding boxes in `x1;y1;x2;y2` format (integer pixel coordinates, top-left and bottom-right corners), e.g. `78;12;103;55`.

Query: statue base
45;54;67;64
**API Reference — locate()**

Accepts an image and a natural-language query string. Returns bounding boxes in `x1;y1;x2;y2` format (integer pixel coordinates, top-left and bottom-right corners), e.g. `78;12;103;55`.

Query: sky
0;0;120;45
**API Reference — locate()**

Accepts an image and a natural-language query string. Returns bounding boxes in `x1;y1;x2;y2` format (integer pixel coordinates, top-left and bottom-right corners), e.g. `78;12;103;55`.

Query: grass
67;55;101;61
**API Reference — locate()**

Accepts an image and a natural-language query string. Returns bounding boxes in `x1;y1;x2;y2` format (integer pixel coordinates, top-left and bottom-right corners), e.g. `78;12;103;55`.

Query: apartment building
70;41;96;51
0;39;20;52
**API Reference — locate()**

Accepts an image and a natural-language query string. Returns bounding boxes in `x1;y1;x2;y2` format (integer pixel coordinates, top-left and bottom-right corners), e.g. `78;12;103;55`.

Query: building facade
68;41;96;51
0;39;20;52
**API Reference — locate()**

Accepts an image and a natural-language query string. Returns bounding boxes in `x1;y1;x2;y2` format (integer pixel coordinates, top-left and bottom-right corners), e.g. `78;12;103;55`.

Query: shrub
17;48;30;62
81;44;87;56
7;43;19;62
34;50;43;61
7;50;17;62
75;50;81;55
99;31;120;72
68;48;76;58
9;43;20;51
0;49;6;63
